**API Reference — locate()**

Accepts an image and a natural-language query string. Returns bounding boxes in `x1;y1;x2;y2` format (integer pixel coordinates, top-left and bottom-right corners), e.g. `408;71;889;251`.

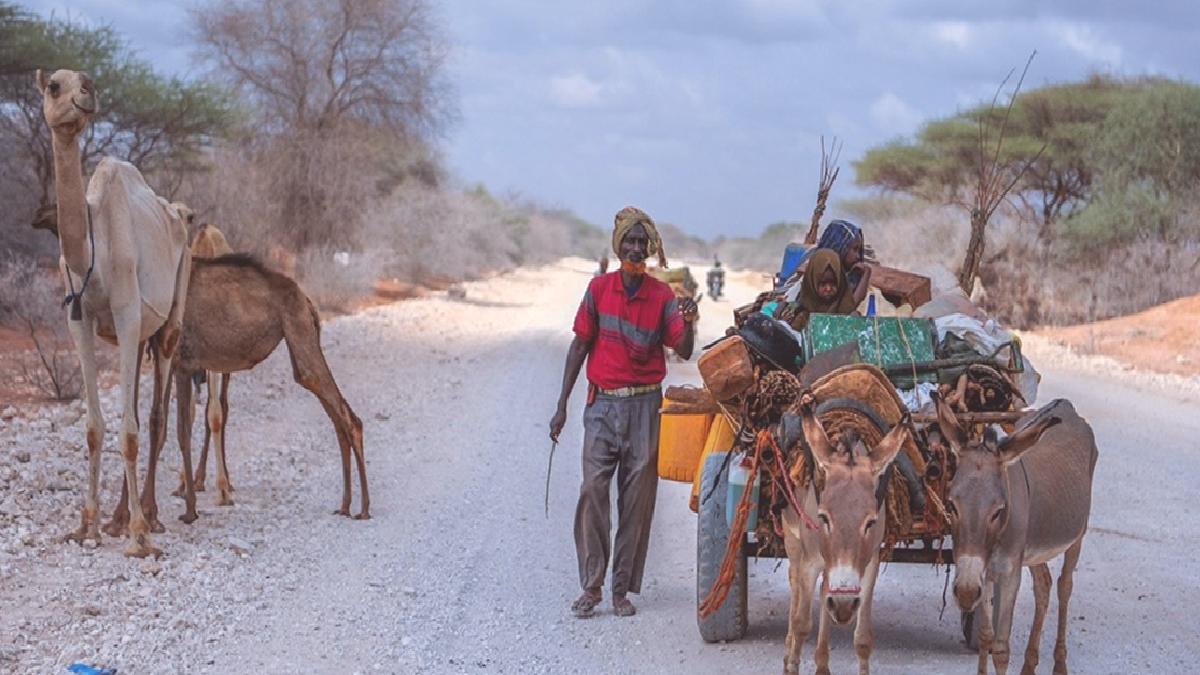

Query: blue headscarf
817;219;863;260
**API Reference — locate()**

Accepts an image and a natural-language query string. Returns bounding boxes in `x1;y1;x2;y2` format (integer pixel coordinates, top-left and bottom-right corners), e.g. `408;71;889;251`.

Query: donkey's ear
869;414;910;478
36;69;48;92
997;415;1061;466
932;390;967;454
799;399;836;470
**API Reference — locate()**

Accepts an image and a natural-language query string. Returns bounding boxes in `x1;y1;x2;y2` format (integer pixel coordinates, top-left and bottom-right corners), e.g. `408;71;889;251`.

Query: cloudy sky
24;0;1200;237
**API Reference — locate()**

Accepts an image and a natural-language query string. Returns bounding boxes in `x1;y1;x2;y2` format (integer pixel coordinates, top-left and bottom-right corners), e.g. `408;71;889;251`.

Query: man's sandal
612;595;637;617
571;591;602;619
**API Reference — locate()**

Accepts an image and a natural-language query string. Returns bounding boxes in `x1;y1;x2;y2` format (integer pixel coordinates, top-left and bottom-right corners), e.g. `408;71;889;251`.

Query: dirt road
2;259;1197;674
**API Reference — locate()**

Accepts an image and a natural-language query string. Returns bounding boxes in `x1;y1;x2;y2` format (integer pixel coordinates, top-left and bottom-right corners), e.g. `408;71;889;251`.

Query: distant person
595;254;609;276
549;206;698;619
818;219;873;288
706;255;724;299
776;248;866;329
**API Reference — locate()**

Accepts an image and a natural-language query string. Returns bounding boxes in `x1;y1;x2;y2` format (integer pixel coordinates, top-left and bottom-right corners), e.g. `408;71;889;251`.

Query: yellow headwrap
612;206;668;269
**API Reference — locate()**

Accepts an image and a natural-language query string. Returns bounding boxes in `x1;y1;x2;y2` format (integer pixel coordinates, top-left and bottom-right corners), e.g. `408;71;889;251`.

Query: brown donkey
782;393;910;675
106;254;368;532
935;394;1097;675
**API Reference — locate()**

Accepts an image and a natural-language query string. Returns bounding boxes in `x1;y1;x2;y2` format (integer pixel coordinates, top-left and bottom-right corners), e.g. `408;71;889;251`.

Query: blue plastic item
726;452;760;531
866;293;877;317
777;243;812;287
68;664;116;675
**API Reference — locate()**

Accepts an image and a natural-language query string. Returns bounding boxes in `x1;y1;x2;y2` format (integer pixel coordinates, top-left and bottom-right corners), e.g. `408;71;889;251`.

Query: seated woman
818;219;872;282
775;248;869;330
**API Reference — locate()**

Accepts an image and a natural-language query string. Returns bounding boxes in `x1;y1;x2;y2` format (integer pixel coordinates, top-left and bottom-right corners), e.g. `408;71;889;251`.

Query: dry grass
0;258;82;400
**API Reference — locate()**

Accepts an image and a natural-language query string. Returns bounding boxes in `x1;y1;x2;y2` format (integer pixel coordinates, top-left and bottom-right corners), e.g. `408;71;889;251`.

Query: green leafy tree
0;3;237;208
1070;80;1200;245
855;75;1154;240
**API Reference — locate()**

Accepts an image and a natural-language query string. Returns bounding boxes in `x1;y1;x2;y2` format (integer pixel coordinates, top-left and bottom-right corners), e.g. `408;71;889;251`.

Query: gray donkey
781;393;911;675
934;394;1098;675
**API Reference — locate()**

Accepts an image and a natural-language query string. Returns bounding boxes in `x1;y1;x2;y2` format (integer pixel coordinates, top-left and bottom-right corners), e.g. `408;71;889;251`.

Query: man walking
549;206;698;618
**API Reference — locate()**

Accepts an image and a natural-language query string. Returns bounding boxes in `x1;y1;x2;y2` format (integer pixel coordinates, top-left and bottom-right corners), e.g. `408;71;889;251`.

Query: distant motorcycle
706;266;725;301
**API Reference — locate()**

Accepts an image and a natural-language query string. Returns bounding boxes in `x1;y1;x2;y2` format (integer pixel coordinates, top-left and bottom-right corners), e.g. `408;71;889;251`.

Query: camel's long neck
50;130;91;275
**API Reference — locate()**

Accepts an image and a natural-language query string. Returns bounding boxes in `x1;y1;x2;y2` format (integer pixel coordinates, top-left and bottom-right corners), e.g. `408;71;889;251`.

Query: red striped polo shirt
573;271;686;390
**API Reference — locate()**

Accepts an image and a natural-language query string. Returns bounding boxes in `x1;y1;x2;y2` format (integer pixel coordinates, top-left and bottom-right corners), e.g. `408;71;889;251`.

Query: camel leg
991;568;1023;675
212;373;233;505
139;339;172;533
194;376;211;492
284;315;368;519
1021;564;1053;675
853;555;881;675
175;368;199;524
174;375;205;495
783;555;819;675
814;578;834;675
977;578;996;675
219;373;231;491
62;307;104;544
109;307;158;558
102;334;146;539
1053;539;1083;675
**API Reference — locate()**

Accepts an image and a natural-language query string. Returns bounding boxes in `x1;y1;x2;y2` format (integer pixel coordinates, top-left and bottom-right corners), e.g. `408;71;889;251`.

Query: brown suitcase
698;336;755;402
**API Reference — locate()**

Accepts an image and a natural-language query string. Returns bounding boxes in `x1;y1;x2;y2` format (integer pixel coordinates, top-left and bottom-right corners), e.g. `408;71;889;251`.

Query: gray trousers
574;390;661;596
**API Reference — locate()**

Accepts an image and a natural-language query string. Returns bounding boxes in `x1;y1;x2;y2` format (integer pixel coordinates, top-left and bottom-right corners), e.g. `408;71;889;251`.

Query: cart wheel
962;607;981;651
696;452;748;643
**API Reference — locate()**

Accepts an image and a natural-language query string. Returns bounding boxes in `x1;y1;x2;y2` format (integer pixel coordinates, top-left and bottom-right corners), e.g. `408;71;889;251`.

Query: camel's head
170;201;197;228
933;393;1060;612
799;396;909;625
36;69;98;136
32;203;59;238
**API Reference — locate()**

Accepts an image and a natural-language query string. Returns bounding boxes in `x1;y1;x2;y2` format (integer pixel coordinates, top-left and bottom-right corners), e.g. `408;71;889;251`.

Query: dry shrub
846;200;966;294
983;230;1200;327
294;246;387;313
0;258;81;400
365;183;598;284
841;196;1200;327
177;129;384;256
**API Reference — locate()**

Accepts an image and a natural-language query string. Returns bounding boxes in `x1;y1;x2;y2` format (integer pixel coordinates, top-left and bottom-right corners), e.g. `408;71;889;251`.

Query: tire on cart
696;452;748;643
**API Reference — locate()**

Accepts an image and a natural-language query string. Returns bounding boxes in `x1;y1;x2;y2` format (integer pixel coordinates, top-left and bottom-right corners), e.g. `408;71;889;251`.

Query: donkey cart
660;313;1030;646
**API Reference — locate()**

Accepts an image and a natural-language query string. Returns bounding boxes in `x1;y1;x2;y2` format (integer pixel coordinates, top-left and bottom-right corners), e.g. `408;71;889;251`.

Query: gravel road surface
1;258;1196;674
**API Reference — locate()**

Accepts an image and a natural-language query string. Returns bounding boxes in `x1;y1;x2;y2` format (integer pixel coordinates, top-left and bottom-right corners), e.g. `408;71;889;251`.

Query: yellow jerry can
689;414;736;512
657;411;714;483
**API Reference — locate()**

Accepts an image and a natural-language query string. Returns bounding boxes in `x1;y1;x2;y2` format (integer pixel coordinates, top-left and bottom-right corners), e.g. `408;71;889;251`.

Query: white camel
38;69;191;558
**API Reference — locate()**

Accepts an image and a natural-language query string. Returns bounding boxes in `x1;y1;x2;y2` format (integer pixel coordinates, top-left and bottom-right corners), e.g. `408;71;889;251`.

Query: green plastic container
802;314;938;386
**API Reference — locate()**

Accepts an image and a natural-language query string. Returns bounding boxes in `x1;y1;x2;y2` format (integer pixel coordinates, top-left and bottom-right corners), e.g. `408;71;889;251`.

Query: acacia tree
855;74;1150;241
1069;80;1200;253
191;0;454;251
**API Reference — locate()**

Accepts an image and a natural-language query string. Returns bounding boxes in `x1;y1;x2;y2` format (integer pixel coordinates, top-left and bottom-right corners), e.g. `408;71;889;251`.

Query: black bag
737;312;802;373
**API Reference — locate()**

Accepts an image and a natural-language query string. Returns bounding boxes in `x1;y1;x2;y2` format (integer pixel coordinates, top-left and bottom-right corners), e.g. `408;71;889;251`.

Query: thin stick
805;135;842;245
544;440;557;518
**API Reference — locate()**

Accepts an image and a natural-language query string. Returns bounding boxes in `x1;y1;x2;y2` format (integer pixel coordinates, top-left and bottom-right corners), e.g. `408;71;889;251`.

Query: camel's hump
87;156;189;321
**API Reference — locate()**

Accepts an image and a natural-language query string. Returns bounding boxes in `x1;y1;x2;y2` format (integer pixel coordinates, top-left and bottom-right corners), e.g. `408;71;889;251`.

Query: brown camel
109;253;369;528
183;224;236;504
38;69;190;558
